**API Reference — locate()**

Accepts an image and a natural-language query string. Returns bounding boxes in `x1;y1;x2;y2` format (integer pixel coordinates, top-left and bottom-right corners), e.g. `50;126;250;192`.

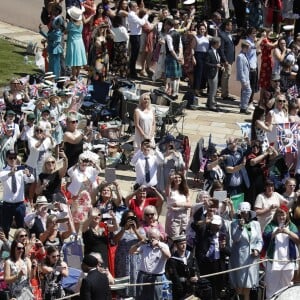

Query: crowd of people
1;0;300;299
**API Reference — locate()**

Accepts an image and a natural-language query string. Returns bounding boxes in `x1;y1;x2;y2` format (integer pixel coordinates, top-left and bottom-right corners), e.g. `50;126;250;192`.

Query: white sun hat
67;6;83;21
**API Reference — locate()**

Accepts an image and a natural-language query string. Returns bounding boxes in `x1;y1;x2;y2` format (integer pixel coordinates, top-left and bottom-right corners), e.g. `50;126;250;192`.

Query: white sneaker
248;103;255;110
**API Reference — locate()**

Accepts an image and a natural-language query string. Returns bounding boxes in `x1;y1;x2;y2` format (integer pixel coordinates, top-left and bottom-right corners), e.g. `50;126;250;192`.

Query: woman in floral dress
259;30;277;101
113;210;145;298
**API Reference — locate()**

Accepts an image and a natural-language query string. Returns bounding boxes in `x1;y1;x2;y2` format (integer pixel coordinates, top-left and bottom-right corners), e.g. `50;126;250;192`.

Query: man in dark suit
219;19;241;101
205;37;223;112
80;254;111;300
192;214;231;300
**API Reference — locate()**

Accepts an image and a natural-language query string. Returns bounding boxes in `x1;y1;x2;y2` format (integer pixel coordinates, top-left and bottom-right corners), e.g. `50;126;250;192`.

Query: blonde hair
139;92;152;108
13;228;28;241
42;154;57;173
143;205;158;221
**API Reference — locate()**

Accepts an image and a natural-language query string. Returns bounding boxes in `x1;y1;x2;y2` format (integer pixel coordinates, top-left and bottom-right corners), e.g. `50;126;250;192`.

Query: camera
16;165;26;171
127;216;137;223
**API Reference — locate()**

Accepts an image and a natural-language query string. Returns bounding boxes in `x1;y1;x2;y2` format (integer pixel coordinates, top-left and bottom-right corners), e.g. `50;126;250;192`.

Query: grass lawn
0;38;41;87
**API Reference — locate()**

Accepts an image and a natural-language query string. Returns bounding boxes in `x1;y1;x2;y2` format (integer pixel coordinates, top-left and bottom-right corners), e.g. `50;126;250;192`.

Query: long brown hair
171;172;189;196
272;208;290;225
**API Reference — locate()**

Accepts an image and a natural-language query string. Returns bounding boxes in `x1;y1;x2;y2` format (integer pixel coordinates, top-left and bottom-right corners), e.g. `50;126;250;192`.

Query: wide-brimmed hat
44;74;55;80
68;6;83;21
183;0;195;4
282;25;294;31
237;202;256;219
35;196;48;206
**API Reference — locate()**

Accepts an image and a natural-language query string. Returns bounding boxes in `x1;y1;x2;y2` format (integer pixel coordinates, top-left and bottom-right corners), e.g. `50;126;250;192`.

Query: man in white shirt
0;150;34;238
131;139;164;188
130;228;171;300
127;1;147;78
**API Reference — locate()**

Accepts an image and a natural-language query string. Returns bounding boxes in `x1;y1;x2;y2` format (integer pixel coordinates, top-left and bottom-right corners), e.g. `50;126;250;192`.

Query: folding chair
161;100;188;136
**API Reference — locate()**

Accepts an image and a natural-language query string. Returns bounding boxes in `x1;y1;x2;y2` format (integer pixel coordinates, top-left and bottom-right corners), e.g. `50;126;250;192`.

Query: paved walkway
0;20;252;203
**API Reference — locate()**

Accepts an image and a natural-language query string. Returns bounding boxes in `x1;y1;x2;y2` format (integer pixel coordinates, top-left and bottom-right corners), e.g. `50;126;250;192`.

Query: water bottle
24;55;29;64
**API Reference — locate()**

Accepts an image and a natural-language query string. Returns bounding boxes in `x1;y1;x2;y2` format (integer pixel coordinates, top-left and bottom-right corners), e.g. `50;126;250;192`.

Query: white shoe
248;103;255;110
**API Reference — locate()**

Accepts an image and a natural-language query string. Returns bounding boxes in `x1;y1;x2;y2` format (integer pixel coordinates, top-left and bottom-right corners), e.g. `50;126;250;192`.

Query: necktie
215;50;219;63
11;172;17;193
145;157;150;183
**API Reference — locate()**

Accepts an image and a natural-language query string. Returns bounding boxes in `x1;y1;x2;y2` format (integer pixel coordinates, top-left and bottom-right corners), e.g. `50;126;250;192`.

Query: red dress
82;1;96;52
129;197;158;221
183;32;196;76
259;38;273;89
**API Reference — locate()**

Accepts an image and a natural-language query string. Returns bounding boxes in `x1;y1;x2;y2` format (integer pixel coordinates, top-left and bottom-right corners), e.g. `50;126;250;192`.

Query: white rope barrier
53;256;300;300
55;280;172;300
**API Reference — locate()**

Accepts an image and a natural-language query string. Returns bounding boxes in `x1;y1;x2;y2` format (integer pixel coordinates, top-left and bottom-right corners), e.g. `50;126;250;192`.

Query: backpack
41;6;50;25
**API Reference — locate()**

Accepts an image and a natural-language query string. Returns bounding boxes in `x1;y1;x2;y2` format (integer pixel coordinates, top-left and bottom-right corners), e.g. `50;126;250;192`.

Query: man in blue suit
205;37;223;112
219;19;241;101
236;41;252;115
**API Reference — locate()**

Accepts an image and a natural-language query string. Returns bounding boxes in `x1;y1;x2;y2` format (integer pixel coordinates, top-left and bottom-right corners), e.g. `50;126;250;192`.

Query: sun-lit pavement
0;21;256;209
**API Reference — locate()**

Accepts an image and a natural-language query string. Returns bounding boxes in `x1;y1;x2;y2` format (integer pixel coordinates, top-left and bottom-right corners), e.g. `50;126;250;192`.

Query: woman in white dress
133;92;156;150
266;94;289;146
263;207;300;299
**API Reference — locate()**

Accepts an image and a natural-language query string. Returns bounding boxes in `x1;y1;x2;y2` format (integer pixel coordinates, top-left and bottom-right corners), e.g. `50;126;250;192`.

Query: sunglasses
16;246;25;250
19;234;27;238
82;159;90;163
145;213;154;217
8;156;17;160
277;100;286;103
35;129;43;133
70;120;78;124
46;161;56;164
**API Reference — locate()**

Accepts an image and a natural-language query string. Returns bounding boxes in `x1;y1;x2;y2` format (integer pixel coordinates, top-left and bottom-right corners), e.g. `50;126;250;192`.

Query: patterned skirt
111;41;128;76
165;54;182;78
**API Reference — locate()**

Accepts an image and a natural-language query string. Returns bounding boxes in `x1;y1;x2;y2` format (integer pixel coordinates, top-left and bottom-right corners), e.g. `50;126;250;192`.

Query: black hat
42;108;50;114
6;150;17;157
82;255;98;268
164;134;175;143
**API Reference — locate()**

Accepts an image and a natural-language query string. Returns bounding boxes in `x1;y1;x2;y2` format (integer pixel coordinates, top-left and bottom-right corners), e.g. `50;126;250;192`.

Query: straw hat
67;6;83;21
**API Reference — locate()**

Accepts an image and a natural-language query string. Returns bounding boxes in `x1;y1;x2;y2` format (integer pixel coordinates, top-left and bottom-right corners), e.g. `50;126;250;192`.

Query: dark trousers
199;260;226;300
194;52;207;90
2;202;25;238
129;35;141;77
249;68;258;102
232;0;247;28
